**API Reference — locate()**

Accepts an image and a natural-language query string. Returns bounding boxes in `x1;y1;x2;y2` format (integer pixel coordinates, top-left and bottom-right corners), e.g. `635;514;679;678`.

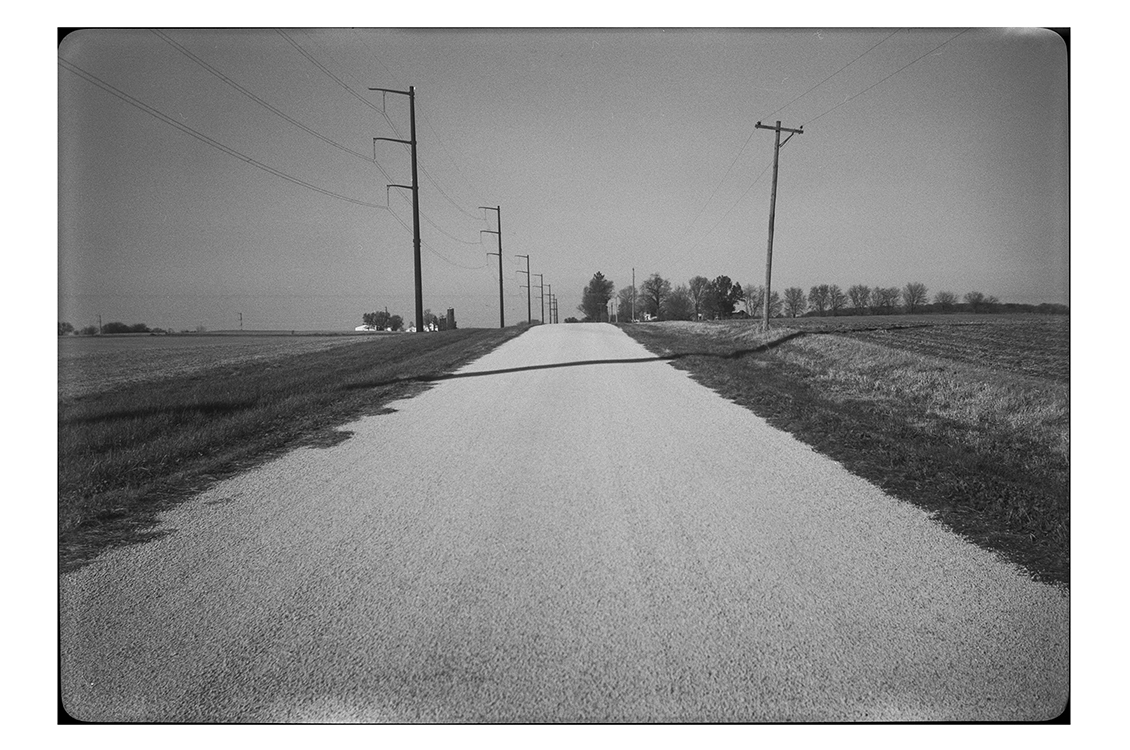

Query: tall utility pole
754;120;803;332
371;85;423;333
533;273;545;324
516;254;531;325
631;267;636;323
479;205;504;328
545;283;552;324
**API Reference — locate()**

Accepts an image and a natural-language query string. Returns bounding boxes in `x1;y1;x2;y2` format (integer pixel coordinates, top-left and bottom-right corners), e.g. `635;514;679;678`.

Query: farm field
788;313;1068;382
622;314;1070;585
58;332;383;400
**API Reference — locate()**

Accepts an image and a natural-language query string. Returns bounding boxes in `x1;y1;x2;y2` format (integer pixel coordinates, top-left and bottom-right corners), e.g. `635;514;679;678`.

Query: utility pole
533;273;545;324
479;205;504;328
631;267;636;323
545;283;552;324
238;312;243;331
516;254;531;325
754;120;803;332
371;85;423;333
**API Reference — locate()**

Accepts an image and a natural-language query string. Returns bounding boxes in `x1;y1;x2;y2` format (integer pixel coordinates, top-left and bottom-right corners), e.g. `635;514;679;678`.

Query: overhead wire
350;29;492;216
650;28;903;271
802;29;971;127
62;50;482;274
59;56;384;211
151;29;375;166
684;160;775;260
653;28;971;273
293;29;488;232
759;28;903;124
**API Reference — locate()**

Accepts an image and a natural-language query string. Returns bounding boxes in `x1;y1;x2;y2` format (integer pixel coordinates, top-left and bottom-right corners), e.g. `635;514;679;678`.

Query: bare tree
640;272;672;320
768;290;783;318
934;290;957;312
848;284;871;314
784;287;807;318
687;275;710;319
808;284;830;316
616;284;638;322
744;284;765;318
873;286;901;315
964;290;986;313
903;282;929;313
664;285;695;320
828;284;847;316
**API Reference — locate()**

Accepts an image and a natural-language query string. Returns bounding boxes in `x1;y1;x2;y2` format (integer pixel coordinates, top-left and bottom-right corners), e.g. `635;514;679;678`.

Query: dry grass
59;327;527;571
623;315;1070;585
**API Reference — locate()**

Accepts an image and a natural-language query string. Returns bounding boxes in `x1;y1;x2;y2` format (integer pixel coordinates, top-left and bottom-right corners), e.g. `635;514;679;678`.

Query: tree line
59;321;168;335
575;273;1063;323
360;308;455;332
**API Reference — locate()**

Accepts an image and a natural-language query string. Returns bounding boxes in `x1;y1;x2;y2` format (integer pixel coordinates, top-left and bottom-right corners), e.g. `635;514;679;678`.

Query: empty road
60;323;1068;722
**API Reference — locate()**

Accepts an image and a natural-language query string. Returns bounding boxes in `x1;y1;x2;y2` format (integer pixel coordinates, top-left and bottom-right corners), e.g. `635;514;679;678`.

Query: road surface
60;323;1068;722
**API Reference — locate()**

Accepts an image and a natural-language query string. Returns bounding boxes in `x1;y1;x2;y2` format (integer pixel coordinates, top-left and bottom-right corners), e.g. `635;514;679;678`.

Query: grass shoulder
59;327;527;572
621;315;1069;586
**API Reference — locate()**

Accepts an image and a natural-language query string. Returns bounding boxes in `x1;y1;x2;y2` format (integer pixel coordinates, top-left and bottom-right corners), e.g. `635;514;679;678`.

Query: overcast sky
58;27;1068;331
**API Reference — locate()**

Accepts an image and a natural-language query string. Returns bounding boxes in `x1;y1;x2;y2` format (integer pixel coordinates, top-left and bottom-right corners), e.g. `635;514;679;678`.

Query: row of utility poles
482;208;557;327
373;85;558;331
515;253;558;326
373;86;800;334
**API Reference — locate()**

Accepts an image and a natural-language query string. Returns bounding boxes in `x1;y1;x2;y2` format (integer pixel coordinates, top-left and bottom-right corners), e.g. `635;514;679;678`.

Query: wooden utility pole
479;206;504;328
631;267;636;322
545;283;552;324
754;120;803;332
534;273;545;324
371;85;423;333
516;254;531;325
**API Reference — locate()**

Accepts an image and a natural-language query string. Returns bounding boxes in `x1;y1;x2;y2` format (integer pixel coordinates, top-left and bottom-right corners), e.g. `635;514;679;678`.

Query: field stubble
58;328;528;571
622;314;1069;585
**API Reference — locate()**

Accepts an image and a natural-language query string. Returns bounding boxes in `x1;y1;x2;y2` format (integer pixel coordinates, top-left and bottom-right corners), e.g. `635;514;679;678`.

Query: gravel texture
59;323;1069;722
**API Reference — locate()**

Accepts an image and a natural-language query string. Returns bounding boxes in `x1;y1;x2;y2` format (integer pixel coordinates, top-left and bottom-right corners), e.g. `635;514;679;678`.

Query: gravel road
60;323;1068;722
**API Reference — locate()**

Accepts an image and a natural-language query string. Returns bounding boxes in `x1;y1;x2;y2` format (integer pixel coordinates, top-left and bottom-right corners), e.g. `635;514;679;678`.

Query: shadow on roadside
342;330;808;390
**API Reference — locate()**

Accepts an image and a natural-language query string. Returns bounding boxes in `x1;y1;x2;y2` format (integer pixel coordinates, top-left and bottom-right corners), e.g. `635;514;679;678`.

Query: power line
277;29;385;117
655;29;969;272
347;29;488;222
684;160;775;259
62;50;430;259
350;29;487;197
287;29;487;250
58;57;384;210
760;28;903;123
651;29;901;271
804;29;970;127
151;29;376;166
382;192;486;269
